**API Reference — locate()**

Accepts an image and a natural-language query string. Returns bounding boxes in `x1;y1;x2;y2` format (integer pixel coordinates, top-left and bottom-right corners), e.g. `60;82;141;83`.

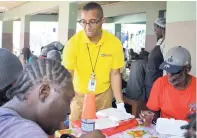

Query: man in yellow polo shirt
63;2;126;123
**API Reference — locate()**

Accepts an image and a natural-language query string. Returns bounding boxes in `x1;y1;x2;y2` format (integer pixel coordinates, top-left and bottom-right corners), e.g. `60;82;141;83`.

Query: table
56;124;172;138
108;125;165;138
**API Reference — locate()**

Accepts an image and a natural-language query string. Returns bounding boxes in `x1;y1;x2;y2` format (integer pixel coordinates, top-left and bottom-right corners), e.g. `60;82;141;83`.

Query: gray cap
159;46;191;73
0;48;23;90
155;18;166;28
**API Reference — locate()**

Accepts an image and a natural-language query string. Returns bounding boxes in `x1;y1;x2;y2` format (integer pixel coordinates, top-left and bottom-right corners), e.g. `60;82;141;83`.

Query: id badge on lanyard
86;44;101;93
88;73;97;92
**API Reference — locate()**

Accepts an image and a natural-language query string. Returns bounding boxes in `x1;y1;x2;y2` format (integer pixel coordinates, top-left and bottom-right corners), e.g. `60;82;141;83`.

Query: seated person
0;48;23;106
126;51;149;101
0;58;105;138
140;46;196;122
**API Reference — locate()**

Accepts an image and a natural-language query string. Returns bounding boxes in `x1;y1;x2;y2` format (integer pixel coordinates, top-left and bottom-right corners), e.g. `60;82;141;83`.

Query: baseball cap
159;46;191;73
0;48;23;90
155;18;166;28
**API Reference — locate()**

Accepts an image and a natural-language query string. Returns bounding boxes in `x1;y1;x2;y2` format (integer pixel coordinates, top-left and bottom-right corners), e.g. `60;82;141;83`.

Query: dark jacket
145;45;164;100
126;59;147;101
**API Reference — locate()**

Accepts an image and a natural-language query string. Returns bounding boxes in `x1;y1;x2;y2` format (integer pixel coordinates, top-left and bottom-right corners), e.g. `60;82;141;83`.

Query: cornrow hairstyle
83;2;103;19
7;58;72;100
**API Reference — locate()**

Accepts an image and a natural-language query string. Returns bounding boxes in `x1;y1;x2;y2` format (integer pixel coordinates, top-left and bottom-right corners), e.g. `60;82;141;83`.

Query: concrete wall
104;17;114;23
2;1;67;21
113;13;146;24
145;10;159;52
167;2;196;23
1;1;166;51
2;21;13;51
31;14;58;22
77;1;166;18
165;1;196;76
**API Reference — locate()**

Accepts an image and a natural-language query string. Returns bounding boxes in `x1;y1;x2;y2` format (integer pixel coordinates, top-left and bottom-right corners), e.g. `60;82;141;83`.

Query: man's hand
80;130;106;138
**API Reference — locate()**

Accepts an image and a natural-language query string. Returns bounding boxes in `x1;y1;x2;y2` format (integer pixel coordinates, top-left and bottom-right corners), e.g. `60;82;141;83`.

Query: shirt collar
82;29;106;46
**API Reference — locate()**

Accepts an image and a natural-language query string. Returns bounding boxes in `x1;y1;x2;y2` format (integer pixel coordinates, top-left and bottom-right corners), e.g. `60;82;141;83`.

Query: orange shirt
147;75;196;121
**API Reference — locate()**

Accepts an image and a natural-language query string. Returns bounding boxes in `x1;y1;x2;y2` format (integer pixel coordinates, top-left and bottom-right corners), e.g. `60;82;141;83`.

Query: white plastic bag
156;118;188;136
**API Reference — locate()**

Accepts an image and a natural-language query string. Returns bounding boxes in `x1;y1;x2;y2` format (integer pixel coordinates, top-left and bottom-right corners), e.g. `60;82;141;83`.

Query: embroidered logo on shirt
188;103;196;114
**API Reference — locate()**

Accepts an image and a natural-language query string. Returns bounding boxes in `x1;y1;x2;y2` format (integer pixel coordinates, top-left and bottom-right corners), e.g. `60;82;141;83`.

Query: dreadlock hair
6;58;72;100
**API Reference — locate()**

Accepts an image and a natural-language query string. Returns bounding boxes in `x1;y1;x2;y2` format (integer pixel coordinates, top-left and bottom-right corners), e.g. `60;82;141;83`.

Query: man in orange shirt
140;46;196;122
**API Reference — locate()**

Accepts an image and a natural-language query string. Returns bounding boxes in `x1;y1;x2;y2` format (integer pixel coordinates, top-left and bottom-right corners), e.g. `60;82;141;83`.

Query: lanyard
86;44;101;74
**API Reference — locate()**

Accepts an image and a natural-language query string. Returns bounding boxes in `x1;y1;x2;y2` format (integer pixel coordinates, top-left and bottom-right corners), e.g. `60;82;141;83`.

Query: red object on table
73;118;138;136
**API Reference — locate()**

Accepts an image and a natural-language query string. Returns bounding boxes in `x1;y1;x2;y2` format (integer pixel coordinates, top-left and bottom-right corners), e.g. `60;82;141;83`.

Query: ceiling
40;1;121;15
78;1;121;10
0;1;121;14
0;1;28;12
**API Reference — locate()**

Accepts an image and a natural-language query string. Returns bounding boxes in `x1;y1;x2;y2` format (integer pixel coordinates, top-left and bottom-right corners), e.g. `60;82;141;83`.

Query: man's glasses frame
77;19;102;27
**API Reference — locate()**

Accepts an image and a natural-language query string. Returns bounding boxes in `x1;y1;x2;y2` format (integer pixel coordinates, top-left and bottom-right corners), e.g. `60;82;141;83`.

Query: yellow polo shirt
63;30;124;94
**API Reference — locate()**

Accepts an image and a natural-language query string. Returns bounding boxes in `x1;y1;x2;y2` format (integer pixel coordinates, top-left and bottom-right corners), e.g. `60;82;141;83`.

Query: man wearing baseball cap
0;48;23;106
145;18;166;100
141;46;196;121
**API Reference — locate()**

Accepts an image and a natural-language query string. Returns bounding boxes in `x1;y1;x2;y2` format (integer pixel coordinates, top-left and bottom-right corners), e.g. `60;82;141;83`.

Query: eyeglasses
171;69;183;75
78;19;102;27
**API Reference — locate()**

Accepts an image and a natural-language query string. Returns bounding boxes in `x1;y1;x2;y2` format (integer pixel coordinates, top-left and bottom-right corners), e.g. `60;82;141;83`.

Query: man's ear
185;64;191;73
101;17;105;24
39;84;50;102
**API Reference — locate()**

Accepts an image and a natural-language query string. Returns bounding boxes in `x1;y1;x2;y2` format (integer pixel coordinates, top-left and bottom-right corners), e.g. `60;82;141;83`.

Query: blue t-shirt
0;107;48;138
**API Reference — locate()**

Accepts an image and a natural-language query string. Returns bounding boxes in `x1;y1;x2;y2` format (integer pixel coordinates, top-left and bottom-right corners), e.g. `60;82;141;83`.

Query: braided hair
7;58;72;100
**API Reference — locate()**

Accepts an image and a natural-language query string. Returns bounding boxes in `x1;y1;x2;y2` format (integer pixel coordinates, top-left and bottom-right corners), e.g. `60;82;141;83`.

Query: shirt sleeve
112;40;125;69
14;121;48;138
62;36;77;70
146;77;162;111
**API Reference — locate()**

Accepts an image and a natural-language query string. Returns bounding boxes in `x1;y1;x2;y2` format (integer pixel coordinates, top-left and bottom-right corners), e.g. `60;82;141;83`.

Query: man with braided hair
0;58;105;138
